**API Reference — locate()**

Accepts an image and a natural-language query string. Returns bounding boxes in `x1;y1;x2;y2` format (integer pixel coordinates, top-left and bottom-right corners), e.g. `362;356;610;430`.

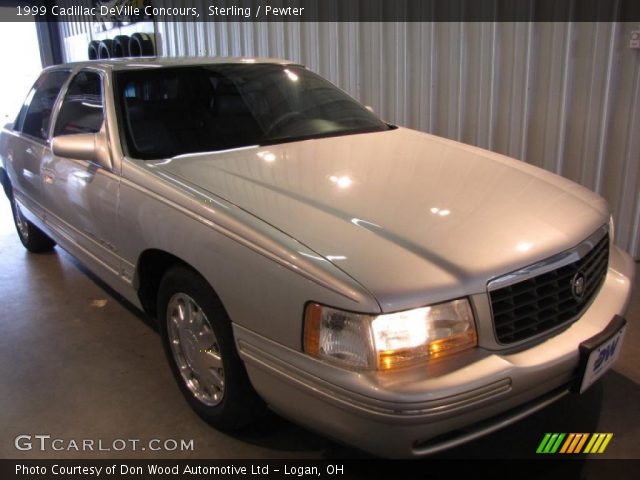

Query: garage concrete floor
0;197;638;461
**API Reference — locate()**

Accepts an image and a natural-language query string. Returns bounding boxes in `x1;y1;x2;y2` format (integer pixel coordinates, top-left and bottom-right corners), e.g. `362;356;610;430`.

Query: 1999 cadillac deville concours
0;58;634;457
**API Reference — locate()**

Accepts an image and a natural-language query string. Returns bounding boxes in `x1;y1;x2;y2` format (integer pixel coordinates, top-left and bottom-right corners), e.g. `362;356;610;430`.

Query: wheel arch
135;248;214;320
0;166;12;199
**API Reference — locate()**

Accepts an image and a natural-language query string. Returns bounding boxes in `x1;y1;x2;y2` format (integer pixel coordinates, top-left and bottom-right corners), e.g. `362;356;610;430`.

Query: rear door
41;69;120;274
3;70;70;218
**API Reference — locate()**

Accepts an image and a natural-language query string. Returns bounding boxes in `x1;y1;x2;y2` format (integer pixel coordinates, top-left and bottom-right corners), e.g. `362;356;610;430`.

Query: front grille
490;233;609;344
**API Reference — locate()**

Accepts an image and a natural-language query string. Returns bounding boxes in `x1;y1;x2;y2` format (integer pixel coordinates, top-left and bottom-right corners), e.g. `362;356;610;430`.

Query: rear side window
15;70;70;141
54;71;104;136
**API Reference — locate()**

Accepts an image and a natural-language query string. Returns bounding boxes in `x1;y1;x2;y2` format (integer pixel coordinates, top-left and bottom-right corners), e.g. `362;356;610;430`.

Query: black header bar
2;459;640;480
1;0;640;23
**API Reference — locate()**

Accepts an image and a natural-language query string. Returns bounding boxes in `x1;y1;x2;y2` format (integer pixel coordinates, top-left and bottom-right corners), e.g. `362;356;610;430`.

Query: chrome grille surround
488;225;609;345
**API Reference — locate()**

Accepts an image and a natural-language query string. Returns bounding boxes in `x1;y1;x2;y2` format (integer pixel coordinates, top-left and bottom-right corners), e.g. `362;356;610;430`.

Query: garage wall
58;19;640;259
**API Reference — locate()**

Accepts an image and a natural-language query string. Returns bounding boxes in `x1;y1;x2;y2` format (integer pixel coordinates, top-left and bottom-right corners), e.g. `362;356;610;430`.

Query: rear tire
11;194;56;253
157;266;265;431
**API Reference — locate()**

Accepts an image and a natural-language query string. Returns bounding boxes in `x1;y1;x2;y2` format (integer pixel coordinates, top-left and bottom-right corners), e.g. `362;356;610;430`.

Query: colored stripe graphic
536;433;565;453
537;433;613;454
584;433;614;454
597;433;614;453
536;433;552;453
584;434;600;453
574;434;589;453
543;433;559;453
550;433;565;453
559;433;575;453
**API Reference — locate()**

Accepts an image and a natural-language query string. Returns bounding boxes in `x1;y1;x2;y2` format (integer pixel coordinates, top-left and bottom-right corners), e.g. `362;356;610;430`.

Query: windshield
115;64;390;160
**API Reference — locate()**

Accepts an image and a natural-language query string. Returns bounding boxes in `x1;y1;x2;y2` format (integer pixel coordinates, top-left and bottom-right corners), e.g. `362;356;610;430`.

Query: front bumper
234;245;635;458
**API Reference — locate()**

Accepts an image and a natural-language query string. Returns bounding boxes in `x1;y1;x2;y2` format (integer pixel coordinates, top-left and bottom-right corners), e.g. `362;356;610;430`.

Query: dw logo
594;338;621;371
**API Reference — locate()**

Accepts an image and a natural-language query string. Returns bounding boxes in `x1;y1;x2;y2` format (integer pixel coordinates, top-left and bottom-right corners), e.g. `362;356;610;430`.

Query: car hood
149;127;608;312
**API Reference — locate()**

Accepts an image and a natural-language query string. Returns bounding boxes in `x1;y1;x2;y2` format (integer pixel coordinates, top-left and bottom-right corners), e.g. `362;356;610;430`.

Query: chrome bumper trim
238;335;512;419
412;383;572;455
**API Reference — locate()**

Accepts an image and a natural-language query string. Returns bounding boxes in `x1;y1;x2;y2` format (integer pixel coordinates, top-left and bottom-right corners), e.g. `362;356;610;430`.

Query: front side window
115;64;390;160
54;71;104;137
15;70;70;141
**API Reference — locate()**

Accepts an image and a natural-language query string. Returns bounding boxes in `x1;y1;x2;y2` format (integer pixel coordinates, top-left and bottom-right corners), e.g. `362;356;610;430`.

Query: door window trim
50;68;107;144
15;68;72;145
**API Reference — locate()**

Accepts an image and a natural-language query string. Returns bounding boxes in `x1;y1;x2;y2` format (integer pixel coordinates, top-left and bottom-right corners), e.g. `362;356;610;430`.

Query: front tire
157;266;265;430
11;195;56;253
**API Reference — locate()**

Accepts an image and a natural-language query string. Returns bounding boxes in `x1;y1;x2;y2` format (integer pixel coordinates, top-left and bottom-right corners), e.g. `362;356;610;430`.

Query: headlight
304;299;477;371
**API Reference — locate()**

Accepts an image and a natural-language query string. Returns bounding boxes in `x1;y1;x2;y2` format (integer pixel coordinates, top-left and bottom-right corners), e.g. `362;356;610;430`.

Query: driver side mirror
52;127;112;171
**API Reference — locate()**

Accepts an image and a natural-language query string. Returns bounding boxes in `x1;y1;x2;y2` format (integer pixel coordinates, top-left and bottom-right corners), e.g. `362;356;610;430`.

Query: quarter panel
1;130;45;217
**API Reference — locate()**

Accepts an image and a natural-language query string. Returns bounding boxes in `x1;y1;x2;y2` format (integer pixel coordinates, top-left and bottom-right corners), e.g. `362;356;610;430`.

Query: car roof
44;56;302;73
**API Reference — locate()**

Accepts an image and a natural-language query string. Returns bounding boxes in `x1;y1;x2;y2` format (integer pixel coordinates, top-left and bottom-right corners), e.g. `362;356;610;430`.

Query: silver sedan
0;57;634;457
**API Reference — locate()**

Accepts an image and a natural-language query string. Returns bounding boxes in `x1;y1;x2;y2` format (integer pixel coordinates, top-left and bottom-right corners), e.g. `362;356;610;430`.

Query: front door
41;70;120;274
